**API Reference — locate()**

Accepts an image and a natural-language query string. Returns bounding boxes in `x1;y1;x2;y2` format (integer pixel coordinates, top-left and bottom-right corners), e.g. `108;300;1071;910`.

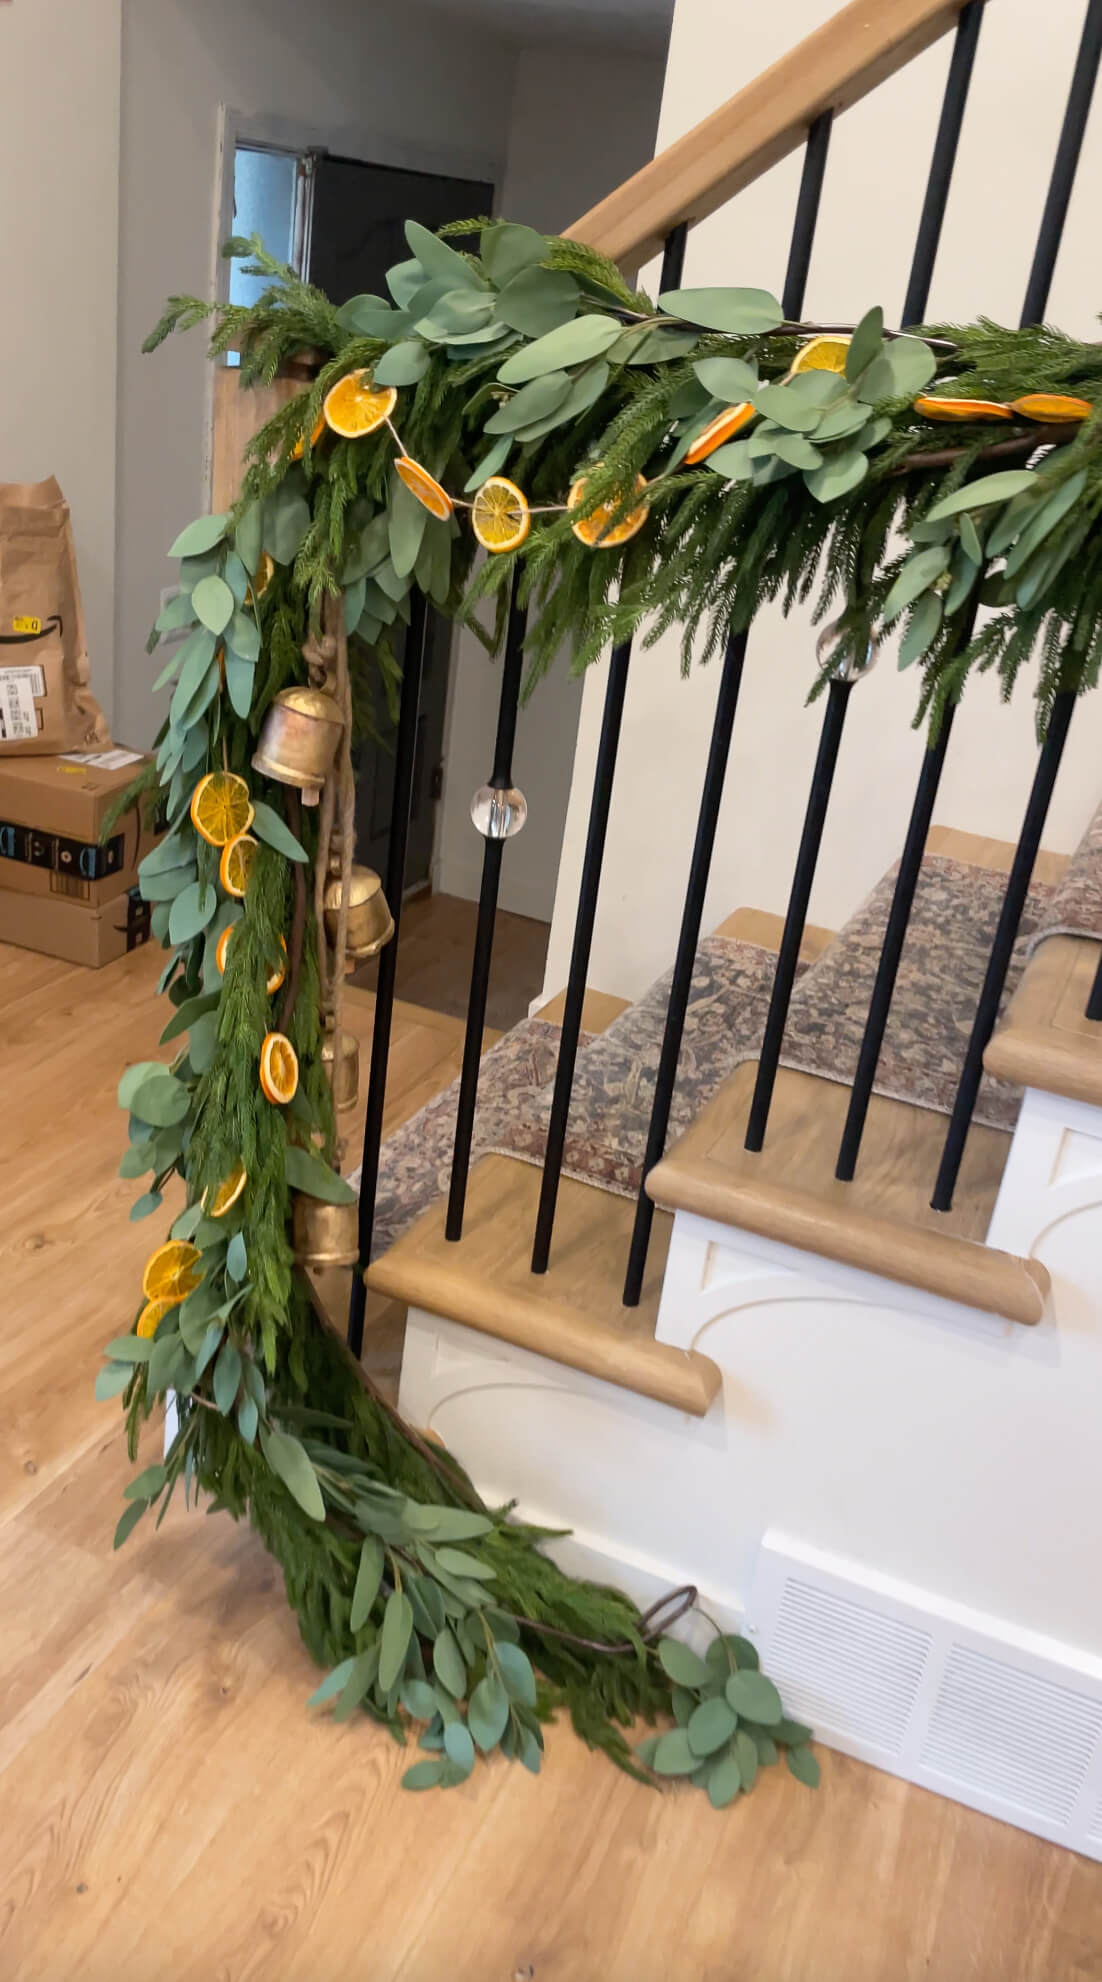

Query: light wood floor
4;941;1102;1980
351;888;551;1032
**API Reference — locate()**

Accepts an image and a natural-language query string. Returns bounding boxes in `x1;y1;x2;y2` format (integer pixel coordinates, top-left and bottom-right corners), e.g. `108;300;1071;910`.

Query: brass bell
321;1028;359;1110
252;684;344;805
291;1193;360;1268
323;863;394;959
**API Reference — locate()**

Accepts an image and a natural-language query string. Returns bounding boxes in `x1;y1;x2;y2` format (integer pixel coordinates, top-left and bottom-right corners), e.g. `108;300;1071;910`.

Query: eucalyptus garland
102;217;1101;1808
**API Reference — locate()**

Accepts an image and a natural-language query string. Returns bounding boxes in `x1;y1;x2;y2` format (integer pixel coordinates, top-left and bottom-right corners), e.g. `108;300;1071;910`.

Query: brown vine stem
895;422;1075;473
278;787;307;1032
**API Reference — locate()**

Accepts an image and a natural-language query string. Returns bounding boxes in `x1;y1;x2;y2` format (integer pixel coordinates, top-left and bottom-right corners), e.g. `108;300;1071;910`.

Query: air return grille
748;1532;1102;1859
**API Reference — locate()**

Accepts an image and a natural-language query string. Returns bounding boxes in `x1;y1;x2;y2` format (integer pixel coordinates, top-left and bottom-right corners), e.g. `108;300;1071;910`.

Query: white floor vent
748;1532;1102;1859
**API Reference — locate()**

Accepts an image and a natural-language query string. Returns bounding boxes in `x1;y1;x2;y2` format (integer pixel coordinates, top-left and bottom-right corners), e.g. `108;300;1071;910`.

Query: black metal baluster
744;676;853;1151
901;0;985;328
445;582;528;1241
347;589;429;1356
1020;0;1102;329
1086;951;1102;1021
620;115;833;1307
530;222;689;1275
932;689;1077;1212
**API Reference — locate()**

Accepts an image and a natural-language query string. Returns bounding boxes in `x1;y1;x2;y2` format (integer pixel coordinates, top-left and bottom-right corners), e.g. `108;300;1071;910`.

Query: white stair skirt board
397;1083;1102;1847
748;1532;1102;1860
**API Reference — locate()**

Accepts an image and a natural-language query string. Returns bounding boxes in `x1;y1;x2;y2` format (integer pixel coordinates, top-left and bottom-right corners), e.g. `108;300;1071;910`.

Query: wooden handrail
566;0;979;269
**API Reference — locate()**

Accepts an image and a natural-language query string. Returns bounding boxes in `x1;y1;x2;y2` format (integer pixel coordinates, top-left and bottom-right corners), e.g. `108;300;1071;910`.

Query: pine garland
102;219;1102;1811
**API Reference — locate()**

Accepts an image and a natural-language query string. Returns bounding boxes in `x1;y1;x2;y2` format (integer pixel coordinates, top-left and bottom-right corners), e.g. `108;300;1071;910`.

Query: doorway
226;135;492;900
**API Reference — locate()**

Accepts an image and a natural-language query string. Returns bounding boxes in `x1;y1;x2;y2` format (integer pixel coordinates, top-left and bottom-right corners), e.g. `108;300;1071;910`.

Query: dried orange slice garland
323;371;398;438
259;1031;299;1106
136;1297;177;1340
395;455;454;520
142;1241;202;1303
686;403;755;466
205;1164;247;1218
789;335;851;375
471;476;530;553
567;472;650;549
217;924;287;993
219;832;258;899
190;772;254;848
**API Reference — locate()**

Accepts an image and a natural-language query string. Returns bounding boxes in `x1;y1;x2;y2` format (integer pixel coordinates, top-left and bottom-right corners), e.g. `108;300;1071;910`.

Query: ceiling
415;0;674;51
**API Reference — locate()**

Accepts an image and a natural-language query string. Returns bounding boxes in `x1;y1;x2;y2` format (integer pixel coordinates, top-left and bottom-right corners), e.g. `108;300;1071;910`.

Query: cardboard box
0;746;158;906
0;880;152;967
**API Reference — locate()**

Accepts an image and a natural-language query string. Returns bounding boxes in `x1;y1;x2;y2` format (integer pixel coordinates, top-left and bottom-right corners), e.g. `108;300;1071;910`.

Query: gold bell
323;863;394;959
251;684;344;805
291;1193;360;1268
321;1028;359;1110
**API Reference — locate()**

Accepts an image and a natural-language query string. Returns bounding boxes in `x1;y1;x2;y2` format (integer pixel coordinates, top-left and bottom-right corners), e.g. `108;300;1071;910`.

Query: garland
102;218;1102;1810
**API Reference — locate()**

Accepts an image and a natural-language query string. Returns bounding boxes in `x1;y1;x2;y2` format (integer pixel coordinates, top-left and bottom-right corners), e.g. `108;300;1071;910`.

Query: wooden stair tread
986;934;1102;1108
366;1155;720;1417
646;1061;1045;1324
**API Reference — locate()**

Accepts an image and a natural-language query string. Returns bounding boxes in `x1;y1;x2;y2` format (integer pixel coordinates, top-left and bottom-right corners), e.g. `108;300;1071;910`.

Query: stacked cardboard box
0;746;158;966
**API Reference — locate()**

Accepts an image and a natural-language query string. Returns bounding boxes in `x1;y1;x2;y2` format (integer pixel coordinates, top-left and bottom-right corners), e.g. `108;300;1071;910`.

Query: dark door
307;155;493;894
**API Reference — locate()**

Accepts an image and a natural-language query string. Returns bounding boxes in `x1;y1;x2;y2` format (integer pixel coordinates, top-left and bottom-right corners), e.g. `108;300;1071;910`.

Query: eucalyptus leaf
692;354;759;403
659;285;783;334
751;382;822;432
260;1426;325;1520
1002;468;1086;575
625;328;699;365
191;574;234;635
250;798;308;863
482;221;548;288
333;1648;381;1722
511;360;611;441
169;513;229;559
402;1678;440;1722
169;879;217;946
119;1059;169;1110
224;656;256;720
725;1669;783;1724
104;1334;156;1364
496;266;580;337
213;1340;242;1415
351;1534;385;1631
168;628;217;727
139;864;195;904
498;314;622;384
129;1188;163;1222
194;1321;224;1380
464;438;513;492
263;484;312;565
337;293;407;336
705;439;755;481
771;432;823;469
284;1144;356;1204
443;1721;476;1776
401;1759;445;1791
858;336;937;401
485;371;573;434
237;1394;259;1444
95;1362;134;1401
152;652;183;693
373;339;430;387
124;1463;167;1502
155;589;198;636
159;991;219;1044
494;1640;537;1706
804;448;869;504
882;544;952;621
379;1589;415;1693
114;1500;148;1550
652;1728;699;1776
405;219;484;290
468;1672;509;1752
223;552;250;605
687;1696;738;1757
227;1231;248;1283
308;1657;357;1708
813;399;868;442
225;608;260;664
185;1010;218;1075
432;1626;467;1697
786;1743;821;1788
387;258;427;308
234;501;263;575
845;305;884;380
658;1637;712;1688
129;1074;190;1127
119;1145;152;1180
388;472;429;577
707;1752;743;1809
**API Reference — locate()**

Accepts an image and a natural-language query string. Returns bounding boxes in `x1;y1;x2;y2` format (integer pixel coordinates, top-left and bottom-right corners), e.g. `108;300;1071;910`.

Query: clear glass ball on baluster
471;784;528;840
815;618;881;683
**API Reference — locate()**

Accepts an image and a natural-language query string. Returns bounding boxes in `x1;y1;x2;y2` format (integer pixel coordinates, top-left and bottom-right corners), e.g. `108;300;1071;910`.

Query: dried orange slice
292;411;327;461
136;1297;177;1340
267;936;288;994
141;1240;202;1303
395;455;454;520
914;395;1012;422
789;335;851;376
1009;393;1091;422
216;925;285;992
568;471;649;549
323;370;398;438
247;552;276;605
686;402;755;466
190;772;254;848
471;476;530;553
259;1031;299;1106
219;833;258;899
205;1164;247;1218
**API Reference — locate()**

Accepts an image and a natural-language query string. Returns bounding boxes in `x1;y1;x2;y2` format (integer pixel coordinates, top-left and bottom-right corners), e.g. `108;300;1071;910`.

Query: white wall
114;0;514;751
0;0;121;731
435;40;668;925
543;0;1102;1002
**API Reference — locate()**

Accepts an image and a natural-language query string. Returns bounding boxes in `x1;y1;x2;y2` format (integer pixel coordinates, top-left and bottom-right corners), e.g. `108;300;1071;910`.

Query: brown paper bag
0;478;111;754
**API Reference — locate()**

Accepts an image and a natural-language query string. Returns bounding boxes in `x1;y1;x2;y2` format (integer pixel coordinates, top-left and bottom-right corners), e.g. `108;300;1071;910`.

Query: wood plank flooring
351;889;550;1031
3;940;1102;1980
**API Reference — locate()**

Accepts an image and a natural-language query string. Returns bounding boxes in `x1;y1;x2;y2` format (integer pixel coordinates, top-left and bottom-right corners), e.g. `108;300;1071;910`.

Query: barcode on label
51;872;92;901
0;667;44;742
